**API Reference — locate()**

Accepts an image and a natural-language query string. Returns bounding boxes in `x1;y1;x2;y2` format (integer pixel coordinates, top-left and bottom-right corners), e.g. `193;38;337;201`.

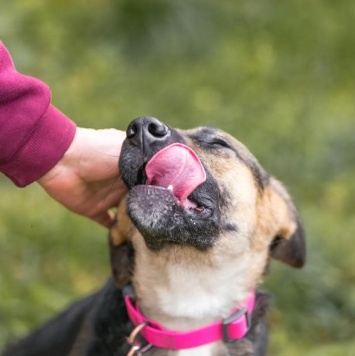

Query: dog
3;117;305;356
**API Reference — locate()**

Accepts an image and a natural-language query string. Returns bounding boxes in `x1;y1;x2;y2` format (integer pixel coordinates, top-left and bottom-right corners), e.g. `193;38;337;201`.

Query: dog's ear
110;197;132;246
263;178;306;268
109;197;135;288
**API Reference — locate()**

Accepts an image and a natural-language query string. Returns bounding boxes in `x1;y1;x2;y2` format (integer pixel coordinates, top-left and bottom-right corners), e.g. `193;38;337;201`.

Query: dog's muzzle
119;117;222;251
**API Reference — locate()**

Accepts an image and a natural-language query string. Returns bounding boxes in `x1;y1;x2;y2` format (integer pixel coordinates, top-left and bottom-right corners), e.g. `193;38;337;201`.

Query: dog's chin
127;185;218;251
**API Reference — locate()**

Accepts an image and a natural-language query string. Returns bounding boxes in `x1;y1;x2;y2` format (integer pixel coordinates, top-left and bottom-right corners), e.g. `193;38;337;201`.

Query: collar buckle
222;306;251;343
127;322;152;355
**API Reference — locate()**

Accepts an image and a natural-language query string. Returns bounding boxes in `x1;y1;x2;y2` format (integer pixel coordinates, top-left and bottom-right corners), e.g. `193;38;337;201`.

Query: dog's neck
131;240;266;332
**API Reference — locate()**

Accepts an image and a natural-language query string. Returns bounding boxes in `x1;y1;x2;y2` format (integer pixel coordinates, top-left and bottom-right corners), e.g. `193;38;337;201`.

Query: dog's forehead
179;126;269;189
183;126;234;140
182;126;251;154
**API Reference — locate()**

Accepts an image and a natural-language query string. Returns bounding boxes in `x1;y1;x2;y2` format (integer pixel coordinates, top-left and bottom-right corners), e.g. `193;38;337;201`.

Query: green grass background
1;1;355;354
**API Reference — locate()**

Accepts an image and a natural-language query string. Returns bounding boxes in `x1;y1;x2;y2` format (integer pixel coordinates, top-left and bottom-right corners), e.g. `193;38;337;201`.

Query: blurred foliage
1;0;355;354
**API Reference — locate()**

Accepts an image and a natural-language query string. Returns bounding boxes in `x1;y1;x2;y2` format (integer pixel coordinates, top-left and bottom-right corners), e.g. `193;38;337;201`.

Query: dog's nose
126;117;170;147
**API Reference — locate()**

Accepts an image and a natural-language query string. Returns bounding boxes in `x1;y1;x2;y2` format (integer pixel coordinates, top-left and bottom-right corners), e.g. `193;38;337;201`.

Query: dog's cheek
119;144;145;188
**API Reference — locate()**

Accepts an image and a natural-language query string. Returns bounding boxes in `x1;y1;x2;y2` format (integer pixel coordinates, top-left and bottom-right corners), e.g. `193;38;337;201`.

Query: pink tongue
145;143;206;202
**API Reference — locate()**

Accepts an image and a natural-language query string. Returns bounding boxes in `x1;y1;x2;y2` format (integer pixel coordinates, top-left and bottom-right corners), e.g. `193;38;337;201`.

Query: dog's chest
137;257;250;324
175;345;214;356
147;344;217;356
145;341;255;356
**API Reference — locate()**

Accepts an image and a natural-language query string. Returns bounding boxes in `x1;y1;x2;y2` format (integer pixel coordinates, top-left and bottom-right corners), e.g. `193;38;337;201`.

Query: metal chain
126;322;152;355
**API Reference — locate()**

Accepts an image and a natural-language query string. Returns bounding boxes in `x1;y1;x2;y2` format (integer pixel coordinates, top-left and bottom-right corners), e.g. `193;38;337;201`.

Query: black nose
126;117;170;147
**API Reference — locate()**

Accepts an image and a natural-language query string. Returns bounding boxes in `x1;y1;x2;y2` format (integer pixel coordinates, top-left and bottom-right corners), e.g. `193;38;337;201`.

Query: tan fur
110;196;133;246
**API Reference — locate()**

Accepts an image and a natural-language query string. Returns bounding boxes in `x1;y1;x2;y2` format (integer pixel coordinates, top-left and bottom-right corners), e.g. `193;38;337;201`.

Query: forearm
0;42;76;187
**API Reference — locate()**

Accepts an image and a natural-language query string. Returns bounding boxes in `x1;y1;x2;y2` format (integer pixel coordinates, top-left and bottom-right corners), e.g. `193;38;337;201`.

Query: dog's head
110;117;305;289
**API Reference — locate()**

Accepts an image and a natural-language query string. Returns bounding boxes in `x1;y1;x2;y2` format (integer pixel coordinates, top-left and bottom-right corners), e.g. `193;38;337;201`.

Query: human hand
38;127;127;228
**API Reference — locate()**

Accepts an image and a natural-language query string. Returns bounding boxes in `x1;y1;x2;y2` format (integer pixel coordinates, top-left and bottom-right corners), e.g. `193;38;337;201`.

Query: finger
101;183;127;212
92;211;115;229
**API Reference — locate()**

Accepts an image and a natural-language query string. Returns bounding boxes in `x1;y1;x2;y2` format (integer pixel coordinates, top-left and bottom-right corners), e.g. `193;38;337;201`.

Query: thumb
92;210;116;229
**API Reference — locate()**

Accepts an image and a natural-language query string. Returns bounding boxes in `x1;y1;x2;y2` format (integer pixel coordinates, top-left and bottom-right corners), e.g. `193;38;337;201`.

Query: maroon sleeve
0;42;76;187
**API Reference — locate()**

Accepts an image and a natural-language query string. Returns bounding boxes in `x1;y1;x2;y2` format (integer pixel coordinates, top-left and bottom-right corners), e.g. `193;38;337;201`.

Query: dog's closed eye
192;135;233;151
207;137;232;149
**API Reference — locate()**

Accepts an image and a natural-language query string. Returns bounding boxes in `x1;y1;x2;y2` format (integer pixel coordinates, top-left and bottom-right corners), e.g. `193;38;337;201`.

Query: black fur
2;291;100;356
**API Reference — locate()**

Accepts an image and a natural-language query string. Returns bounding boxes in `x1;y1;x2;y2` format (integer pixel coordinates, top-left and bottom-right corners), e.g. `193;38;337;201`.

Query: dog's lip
139;184;213;219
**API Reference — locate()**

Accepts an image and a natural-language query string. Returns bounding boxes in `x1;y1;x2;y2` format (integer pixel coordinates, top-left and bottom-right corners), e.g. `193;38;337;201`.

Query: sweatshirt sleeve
0;42;76;187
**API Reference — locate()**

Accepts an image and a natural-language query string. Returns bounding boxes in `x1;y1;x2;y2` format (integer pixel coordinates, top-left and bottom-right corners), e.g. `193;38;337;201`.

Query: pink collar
124;288;256;350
